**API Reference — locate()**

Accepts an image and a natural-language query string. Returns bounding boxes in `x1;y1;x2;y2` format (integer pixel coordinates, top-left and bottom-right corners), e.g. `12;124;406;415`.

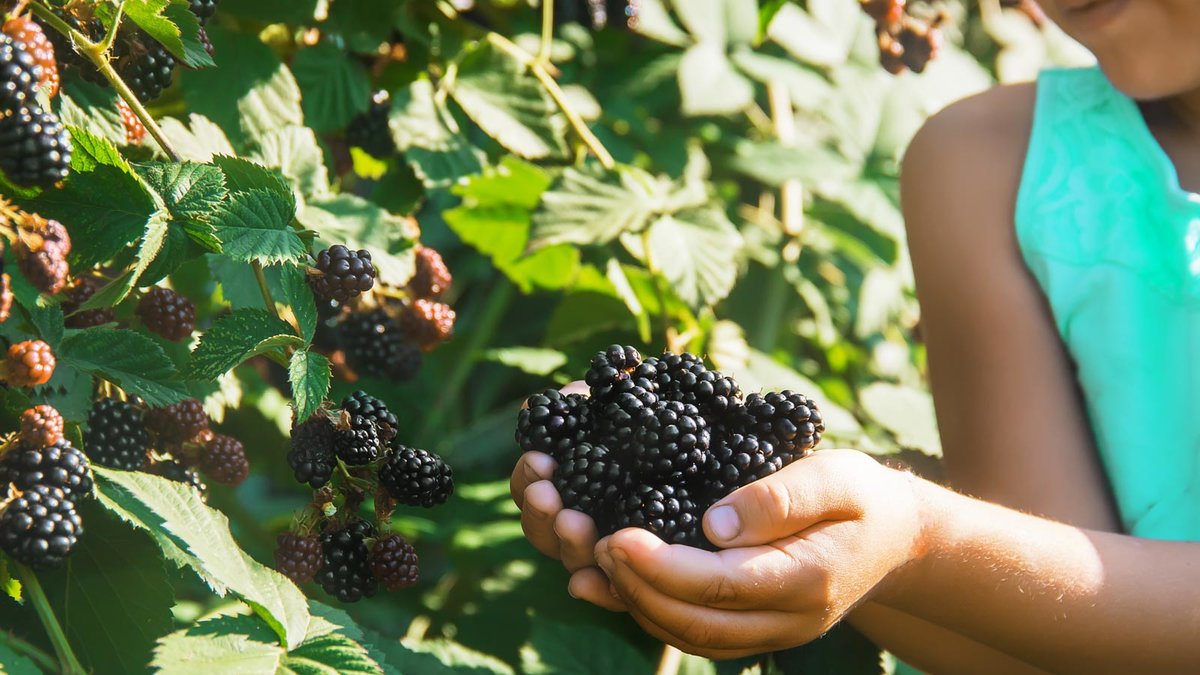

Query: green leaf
185;309;301;380
726;139;856;187
58;328;192;406
291;42;371;133
250;125;331;200
630;0;690;46
152;614;284;673
530;167;663;247
211;156;294;202
94;468;311;648
123;0;214;68
136;161;230;223
157;114;237;162
288;350;330;424
678;42;754;116
859;383;942;456
482;347;567;376
729;49;833;111
284;623;381;674
390;79;485;189
57;83;125;148
451;42;567;161
643;207;742;309
65;123;128;172
280;265;317;342
520;618;653;675
301;194;416;286
0;557;20;603
210;189;305;265
0;642;38;674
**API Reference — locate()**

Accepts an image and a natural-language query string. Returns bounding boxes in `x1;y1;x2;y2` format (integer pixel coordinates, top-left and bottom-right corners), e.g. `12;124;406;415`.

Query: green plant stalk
14;564;85;675
253;262;282;320
640;228;673;345
99;0;127;55
537;0;554;64
0;629;58;673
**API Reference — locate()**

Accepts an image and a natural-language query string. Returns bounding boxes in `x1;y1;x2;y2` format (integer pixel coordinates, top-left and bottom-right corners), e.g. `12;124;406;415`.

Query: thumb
702;449;865;548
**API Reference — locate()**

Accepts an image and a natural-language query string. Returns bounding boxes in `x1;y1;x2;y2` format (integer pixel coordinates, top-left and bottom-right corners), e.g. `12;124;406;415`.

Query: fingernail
523;462;542;484
595;548;614;573
708;505;741;542
567;584;579;599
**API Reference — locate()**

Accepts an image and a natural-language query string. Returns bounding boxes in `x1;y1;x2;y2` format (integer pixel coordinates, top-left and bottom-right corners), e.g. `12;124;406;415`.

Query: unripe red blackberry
370;534;419;591
398;299;455;351
0;105;72;188
861;0;906;26
0;33;39;109
408;247;452;300
379;445;453;507
63;276;117;328
0;440;93;501
317;519;378;602
5;339;55;387
878;31;907;75
19;404;63;447
201;434;249;486
117;100;146;144
310;245;376;302
288;415;335;488
16;216;70;295
84;398;151;470
145;399;210;444
345;91;396;159
275;532;323;584
0;484;82;569
2;17;58;98
137;287;196;342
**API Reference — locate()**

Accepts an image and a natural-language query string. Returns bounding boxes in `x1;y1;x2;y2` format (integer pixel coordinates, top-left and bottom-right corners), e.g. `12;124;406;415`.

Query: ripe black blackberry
63;276;117;328
137;287;196;342
398;299;455;352
741;391;824;462
145;399;209;444
84;398;150;470
585;345;644;400
317;519;378;603
340;309;422;380
0;33;39;108
591;382;657;454
6;339;55;387
334;415;382;465
552;442;623;521
287;415;335;488
43;16;106;85
370;534;419;591
19;404;63;447
346;91;396;159
0;440;93;501
190;0;220;24
608;483;709;548
660;353;742;418
515;389;590;461
151;459;208;496
703;433;781;498
341;391;398;443
0;105;72;188
0;485;82;569
408;246;452;300
117;33;176;103
275;532;322;584
632;400;710;479
2;17;58;98
309;245;376;302
379;445;453;507
15;216;71;294
201;434;249;486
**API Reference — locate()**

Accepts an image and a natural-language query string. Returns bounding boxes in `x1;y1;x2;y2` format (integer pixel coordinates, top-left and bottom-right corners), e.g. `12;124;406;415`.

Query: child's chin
1098;59;1200;102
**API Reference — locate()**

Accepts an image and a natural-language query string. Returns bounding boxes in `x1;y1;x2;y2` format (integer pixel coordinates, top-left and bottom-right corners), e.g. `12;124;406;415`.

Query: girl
511;1;1200;671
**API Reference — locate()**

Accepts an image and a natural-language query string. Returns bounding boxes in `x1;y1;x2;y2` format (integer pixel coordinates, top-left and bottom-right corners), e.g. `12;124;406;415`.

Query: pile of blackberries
0;405;91;569
516;346;825;549
279;391;452;602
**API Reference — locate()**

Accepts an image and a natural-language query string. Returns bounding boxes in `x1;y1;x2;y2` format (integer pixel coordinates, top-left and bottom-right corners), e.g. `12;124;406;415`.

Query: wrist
871;470;952;607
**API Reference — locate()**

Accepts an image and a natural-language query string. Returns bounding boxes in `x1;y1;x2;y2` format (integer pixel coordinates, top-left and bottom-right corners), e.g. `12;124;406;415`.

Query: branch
15;564;85;675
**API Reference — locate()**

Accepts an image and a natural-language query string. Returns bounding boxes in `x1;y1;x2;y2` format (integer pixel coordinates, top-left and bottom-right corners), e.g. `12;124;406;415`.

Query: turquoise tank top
1016;66;1200;541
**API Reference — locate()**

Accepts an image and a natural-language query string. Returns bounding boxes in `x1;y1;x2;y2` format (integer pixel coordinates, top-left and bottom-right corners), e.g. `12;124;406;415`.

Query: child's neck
1163;90;1200;140
1145;91;1200;193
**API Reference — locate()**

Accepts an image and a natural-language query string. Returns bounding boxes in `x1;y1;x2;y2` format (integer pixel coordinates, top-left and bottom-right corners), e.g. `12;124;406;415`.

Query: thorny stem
14;564;85;675
98;0;125;55
0;630;58;673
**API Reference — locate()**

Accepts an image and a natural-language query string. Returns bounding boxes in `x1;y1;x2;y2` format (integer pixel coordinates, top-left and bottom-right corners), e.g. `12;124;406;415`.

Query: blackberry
137;287;196;342
703;433;781;499
309;245;376;303
741;391;824;462
609;483;708;548
2;18;58;98
275;532;322;584
552;442;623;521
5;339;55;387
145;399;209;444
201;434;248;486
515;389;590;461
0;485;82;569
340;309;422;380
0;273;11;323
632;400;710;479
370;534;419;591
118;99;146;144
190;0;220;24
585;345;643;400
340;391;398;443
345;91;396;159
591;382;657;454
0;105;72;188
398;299;455;351
334;416;381;465
43;17;105;85
15;215;70;294
287;416;335;488
408;246;452;300
19;404;64;447
317;519;378;602
0;440;92;501
84;398;150;470
659;353;741;418
117;33;176;103
379;445;453;507
0;33;39;108
63;276;116;328
151;459;207;496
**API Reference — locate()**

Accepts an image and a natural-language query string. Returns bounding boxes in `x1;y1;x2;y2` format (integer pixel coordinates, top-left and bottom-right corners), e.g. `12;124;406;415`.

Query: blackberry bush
5;339;55;387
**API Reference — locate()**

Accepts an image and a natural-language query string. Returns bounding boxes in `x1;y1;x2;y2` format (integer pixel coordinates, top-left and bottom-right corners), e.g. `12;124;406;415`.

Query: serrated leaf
94;468;311;648
520;618;652;675
152;614;284;674
57;83;125;148
284;628;381;674
58;328;192;406
301;194;416;286
211;156;295;202
123;0;214;68
643;207;742;309
288;350;330;423
280;265;317;342
66;125;129;172
530;167;662;247
678;42;754;116
185;309;301;380
730;49;833;111
127;208;173;299
157;114;237;162
0;557;20;603
291;42;371;133
210;189;305;265
136;161;229;222
251;125;331;200
451;43;567;160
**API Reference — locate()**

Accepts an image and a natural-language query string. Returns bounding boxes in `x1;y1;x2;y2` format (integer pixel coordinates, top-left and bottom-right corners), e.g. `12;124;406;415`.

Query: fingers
567;567;627;612
511;451;556;508
520;480;564;559
555;508;600;572
704;449;871;549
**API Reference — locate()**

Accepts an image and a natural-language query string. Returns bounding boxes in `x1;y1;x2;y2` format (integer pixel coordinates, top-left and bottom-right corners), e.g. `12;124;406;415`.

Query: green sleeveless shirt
1016;66;1200;541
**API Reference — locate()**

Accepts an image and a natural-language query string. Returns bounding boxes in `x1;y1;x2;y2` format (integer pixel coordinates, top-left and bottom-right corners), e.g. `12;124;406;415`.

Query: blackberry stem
537;0;554;64
14;563;86;675
98;0;127;56
0;630;57;672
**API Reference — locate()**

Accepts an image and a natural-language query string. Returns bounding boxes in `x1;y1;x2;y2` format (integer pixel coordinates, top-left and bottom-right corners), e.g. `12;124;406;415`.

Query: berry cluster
82;396;248;494
0;18;71;188
0;404;92;569
860;1;944;75
516;346;825;549
278;391;451;602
